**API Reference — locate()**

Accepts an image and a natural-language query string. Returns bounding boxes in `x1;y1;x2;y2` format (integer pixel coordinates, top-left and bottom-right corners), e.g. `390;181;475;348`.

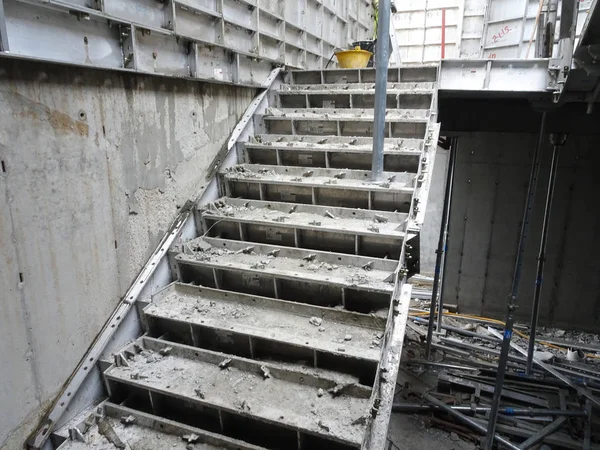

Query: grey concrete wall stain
442;132;600;332
0;59;254;449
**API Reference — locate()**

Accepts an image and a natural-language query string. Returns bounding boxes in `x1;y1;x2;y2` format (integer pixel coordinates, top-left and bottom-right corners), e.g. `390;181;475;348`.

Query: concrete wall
0;59;254;449
442;132;600;331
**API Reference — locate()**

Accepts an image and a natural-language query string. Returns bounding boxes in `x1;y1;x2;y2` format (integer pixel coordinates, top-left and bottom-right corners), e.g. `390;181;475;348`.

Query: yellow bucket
335;47;372;69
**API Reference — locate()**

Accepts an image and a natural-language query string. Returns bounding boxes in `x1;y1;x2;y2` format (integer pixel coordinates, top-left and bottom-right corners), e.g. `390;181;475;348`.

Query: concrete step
104;337;371;449
199;198;407;258
55;401;265;450
172;236;396;312
221;164;415;212
286;66;438;85
244;135;422;172
143;282;385;382
262;108;429;138
276;83;433;109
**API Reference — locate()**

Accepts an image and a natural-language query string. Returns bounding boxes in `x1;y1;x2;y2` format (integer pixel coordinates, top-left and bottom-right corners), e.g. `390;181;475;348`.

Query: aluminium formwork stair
41;66;439;450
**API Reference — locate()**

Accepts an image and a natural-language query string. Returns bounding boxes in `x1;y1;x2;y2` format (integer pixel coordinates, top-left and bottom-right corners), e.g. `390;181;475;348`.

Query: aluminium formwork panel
0;0;374;86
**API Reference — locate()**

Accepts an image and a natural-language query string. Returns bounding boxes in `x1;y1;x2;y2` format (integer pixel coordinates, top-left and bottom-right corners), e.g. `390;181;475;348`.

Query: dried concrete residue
144;289;384;359
204;199;404;235
180;238;395;291
107;350;370;446
56;415;226;450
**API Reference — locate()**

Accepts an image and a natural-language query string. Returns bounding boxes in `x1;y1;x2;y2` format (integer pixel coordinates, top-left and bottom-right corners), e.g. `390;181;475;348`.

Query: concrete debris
236;246;255;255
324;179;338;185
267;249;280;257
324;210;337;219
303;170;314;177
303;253;317;262
317;388;325;397
334;172;346;179
272;216;288;222
97;417;126;449
362;261;373;271
309;220;322;226
367;224;380;233
309;317;323;327
344;334;353;341
317;420;330;432
351;415;368;426
182;433;200;444
158;346;172;356
450;432;460;442
291;177;303;181
218;358;232;370
374;214;389;223
130;372;147;380
318;327;326;332
328;383;349;397
289;205;297;213
120;415;136;426
194;387;205;399
260;365;271;379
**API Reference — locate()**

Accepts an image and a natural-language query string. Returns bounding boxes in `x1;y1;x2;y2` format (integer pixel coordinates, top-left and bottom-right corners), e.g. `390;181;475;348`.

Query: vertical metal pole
526;132;566;374
441;8;446;59
484;111;547;450
0;0;10;52
371;0;391;182
425;138;457;360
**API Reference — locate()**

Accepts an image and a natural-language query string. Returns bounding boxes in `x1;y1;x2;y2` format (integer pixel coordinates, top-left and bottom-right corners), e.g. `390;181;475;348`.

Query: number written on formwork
492;26;511;44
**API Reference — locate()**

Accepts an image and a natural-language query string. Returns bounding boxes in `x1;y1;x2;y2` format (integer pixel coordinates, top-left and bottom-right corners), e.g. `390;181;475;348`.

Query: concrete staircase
41;66;439;450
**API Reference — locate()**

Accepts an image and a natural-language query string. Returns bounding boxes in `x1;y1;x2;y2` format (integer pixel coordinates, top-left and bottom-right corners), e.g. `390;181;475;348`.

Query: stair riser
289;67;437;85
278;93;432;110
265;119;428;139
175;262;391;312
226;180;413;212
202;219;403;259
245;147;421;172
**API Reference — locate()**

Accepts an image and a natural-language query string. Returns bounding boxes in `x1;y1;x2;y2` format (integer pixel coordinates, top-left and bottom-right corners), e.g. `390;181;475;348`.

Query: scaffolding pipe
484;112;547;450
392;403;587;417
371;0;391;182
526;133;566;375
422;393;520;450
426;139;457;359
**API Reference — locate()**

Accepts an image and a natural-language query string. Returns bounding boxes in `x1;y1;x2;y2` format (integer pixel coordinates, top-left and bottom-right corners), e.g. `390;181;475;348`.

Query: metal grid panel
0;0;374;86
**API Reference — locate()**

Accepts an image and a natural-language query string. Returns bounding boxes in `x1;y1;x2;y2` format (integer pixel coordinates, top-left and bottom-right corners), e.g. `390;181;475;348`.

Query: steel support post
425;138;457;360
526;133;566;375
484;112;547;450
371;0;391;182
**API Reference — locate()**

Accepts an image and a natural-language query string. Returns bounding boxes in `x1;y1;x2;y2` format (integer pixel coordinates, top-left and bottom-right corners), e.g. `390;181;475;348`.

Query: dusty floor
387;413;476;450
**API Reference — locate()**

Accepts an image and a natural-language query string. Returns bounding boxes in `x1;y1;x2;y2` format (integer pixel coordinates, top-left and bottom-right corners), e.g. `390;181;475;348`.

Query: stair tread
202;198;406;238
222;164;415;191
145;283;385;362
105;338;370;447
246;135;423;153
263;107;429;122
175;237;396;293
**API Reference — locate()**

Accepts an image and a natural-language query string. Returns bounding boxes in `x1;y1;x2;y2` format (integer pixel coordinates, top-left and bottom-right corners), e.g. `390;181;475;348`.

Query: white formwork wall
394;0;592;63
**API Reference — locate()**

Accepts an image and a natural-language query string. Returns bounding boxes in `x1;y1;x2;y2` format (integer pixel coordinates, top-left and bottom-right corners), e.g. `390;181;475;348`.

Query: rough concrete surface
106;351;369;446
387;413;476;450
0;59;254;449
